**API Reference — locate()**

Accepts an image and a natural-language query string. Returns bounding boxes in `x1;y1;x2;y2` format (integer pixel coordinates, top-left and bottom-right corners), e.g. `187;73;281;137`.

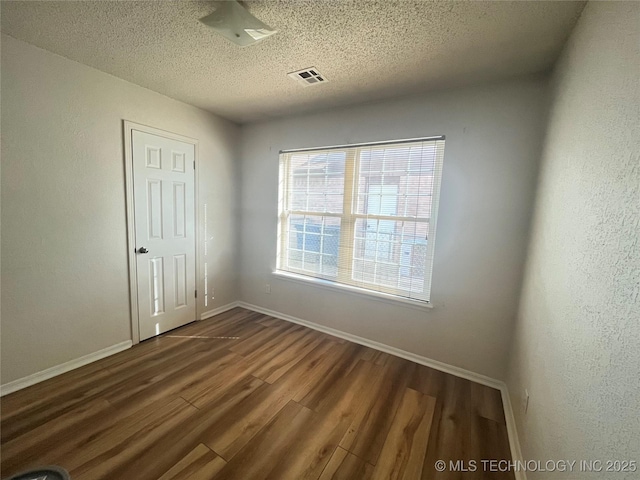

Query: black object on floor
5;466;70;480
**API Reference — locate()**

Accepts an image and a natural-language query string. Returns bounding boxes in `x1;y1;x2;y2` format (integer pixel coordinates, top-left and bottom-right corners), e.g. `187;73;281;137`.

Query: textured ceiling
1;1;585;123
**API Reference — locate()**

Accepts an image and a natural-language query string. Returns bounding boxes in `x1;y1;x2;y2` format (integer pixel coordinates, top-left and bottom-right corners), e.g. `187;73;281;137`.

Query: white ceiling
1;0;585;124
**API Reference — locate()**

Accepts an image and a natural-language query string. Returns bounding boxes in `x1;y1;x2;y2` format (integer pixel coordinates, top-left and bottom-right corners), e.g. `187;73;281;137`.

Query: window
277;137;445;304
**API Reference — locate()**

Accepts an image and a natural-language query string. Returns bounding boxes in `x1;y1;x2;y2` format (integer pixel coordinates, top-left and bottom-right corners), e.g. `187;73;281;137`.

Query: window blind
277;137;445;303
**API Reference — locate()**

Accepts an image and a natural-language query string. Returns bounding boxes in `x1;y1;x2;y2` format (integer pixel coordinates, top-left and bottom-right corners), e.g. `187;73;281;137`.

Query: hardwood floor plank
96;336;185;370
212;400;312;480
340;355;416;465
1;396;195;479
423;375;476;480
371;388;436;480
180;356;259;408
0;356;106;401
476;416;515;480
294;342;368;407
236;324;311;368
201;380;296;459
408;363;449;399
181;314;266;340
256;316;283;327
69;397;198;480
1;336;220;443
319;446;374;480
214;397;356;480
102;343;234;405
0;398;111;471
2;376;263;480
188;308;260;333
0;364;112;425
253;329;325;384
275;338;336;386
158;444;226;480
228;320;301;357
212;361;380;478
470;381;506;424
101;375;265;479
299;359;382;417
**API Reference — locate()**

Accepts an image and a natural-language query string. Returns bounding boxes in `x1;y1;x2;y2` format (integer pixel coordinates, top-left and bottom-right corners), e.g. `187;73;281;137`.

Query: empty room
1;1;638;479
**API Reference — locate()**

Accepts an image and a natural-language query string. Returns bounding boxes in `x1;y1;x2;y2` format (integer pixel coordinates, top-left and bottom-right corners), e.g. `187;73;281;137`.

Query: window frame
277;136;445;305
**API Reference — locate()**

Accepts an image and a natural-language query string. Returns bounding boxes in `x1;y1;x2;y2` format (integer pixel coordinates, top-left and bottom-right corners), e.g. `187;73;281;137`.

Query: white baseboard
500;386;526;480
236;301;525;479
0;340;132;397
200;301;241;320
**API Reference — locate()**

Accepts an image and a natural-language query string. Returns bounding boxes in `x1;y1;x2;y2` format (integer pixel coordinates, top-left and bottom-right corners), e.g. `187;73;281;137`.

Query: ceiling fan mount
199;1;278;47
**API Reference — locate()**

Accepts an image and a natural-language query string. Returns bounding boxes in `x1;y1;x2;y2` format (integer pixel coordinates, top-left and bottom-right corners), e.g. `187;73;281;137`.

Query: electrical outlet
265;284;271;294
523;389;530;414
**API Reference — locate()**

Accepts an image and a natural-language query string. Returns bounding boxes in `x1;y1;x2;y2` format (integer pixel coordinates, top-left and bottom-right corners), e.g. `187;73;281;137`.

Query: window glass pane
289;151;345;213
356;145;437;219
287;214;341;278
353;219;429;294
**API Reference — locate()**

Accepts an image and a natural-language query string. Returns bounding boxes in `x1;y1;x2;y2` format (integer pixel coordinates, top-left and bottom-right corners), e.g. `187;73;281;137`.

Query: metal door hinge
193;160;196;170
195;290;198;298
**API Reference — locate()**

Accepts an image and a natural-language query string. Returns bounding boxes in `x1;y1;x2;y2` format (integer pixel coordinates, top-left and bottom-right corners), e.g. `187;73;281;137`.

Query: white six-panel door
132;130;196;340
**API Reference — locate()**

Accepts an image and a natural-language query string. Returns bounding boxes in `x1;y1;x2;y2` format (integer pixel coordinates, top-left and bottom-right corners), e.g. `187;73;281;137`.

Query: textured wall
239;77;548;379
1;35;240;384
507;2;640;478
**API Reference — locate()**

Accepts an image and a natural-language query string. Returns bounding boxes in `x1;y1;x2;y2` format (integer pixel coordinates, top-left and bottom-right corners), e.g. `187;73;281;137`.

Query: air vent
287;67;327;87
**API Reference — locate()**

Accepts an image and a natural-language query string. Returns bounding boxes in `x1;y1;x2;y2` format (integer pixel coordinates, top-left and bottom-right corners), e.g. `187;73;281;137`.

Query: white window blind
277;137;445;303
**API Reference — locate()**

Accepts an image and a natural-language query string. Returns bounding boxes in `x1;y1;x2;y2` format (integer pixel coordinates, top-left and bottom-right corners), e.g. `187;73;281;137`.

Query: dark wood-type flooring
1;308;514;479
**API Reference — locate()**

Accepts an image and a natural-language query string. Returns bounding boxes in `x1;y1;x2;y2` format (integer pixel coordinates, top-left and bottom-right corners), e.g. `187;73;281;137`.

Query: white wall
507;2;640;477
239;77;548;379
1;35;240;384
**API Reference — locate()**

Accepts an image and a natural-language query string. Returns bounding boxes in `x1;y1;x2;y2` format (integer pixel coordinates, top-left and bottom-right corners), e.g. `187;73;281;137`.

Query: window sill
272;270;434;311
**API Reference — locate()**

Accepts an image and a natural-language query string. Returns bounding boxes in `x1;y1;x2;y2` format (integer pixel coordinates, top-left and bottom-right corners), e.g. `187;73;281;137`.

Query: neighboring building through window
277;137;445;303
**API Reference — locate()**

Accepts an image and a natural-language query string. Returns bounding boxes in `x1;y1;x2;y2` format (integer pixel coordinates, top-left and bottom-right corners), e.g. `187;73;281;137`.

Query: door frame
123;120;200;345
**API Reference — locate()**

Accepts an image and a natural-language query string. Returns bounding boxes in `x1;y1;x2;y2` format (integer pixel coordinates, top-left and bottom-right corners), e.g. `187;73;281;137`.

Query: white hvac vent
287;67;327;87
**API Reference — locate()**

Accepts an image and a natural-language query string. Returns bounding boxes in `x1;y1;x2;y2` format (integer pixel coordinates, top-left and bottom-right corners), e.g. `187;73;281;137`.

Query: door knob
138;247;149;254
